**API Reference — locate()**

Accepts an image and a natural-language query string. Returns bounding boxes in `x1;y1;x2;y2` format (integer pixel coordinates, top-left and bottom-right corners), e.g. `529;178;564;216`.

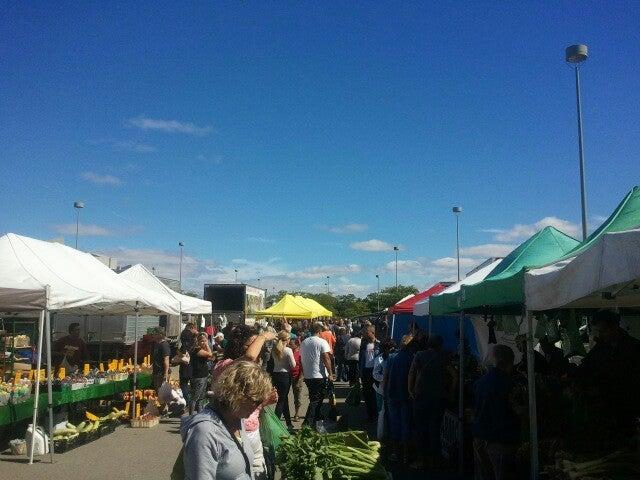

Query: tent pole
525;310;539;480
98;315;103;364
390;314;395;339
458;311;465;477
45;305;55;462
132;302;139;420
29;309;46;465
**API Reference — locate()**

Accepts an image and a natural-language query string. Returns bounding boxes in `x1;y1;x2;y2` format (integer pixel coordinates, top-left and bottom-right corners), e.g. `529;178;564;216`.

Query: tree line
265;284;419;318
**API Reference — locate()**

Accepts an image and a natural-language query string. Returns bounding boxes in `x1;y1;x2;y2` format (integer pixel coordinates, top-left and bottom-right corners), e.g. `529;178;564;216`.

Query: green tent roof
459;226;580;313
560;186;640;260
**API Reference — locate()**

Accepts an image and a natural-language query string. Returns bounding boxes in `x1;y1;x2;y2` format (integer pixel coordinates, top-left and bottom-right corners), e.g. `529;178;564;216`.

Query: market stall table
0;373;151;426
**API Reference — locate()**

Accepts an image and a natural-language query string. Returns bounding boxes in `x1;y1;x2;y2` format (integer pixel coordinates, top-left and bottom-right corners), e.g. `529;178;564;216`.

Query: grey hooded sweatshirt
180;406;254;480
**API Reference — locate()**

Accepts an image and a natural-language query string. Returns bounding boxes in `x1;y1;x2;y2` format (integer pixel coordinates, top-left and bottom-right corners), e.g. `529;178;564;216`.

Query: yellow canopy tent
255;294;315;318
294;296;333;317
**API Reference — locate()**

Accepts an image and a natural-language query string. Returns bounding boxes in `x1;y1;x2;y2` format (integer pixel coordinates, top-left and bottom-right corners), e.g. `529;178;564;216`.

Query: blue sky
2;2;639;295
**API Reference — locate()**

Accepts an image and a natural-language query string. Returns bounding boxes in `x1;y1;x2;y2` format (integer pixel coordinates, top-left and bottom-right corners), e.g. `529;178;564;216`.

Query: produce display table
0;373;151;426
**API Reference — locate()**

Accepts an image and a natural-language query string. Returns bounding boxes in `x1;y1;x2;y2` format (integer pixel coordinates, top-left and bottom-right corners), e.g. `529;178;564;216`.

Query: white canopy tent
119;263;211;314
0;233;181;463
521;228;640;479
525;228;640;310
412;259;502;316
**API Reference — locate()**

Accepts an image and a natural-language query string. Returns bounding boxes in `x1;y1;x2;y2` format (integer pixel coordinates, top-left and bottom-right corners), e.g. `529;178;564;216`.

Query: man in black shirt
178;322;197;407
152;326;171;391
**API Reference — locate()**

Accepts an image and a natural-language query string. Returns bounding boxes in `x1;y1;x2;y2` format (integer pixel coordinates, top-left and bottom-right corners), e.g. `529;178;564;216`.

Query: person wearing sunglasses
181;360;273;479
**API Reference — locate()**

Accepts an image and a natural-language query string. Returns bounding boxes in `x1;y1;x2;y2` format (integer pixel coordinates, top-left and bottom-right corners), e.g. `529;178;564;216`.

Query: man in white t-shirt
300;322;334;428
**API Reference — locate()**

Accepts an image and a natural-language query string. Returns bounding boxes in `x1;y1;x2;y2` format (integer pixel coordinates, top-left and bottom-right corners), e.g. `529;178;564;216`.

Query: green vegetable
276;427;388;480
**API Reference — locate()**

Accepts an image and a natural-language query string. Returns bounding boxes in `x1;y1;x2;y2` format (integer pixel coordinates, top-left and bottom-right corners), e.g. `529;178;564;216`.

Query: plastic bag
157;381;174;404
259;405;290;453
344;383;362;407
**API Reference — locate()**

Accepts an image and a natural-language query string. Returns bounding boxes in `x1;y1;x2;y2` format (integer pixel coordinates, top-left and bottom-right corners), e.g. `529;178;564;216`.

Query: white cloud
246;237;275;243
325;223;368;234
128;116;212;136
431;257;478;269
460;243;515;258
487;217;580;242
54;223;114;236
384;260;423;273
287;264;362;280
196;154;223;165
350;239;400;252
81;172;122;186
88;139;156;153
112;141;156;153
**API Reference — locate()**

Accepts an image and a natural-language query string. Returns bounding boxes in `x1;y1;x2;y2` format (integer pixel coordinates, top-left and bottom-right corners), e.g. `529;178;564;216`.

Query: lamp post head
74;201;84;210
452;206;462;214
393;246;399;251
566;44;588;64
178;241;184;247
375;274;379;279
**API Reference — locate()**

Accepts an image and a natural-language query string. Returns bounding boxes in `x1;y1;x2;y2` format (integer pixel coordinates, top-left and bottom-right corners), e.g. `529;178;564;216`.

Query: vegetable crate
440;410;460;461
130;416;159;428
53;436;80;454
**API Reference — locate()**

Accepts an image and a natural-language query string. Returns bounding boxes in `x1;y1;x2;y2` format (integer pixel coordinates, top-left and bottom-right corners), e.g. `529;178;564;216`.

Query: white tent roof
413;259;502;316
525;228;640;311
0;233;180;315
119;264;211;314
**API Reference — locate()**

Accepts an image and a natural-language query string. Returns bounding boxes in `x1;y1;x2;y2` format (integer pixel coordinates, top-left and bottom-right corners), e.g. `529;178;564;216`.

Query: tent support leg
29;309;46;465
45;308;55;462
526;310;539;480
132;302;139;420
390;314;395;339
98;315;103;364
458;311;465;477
428;314;433;337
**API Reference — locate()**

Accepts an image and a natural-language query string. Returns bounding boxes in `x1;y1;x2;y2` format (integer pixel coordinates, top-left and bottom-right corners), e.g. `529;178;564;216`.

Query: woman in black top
190;332;213;415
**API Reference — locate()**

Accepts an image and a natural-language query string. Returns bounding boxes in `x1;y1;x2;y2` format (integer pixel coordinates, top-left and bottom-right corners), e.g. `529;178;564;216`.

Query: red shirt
291;348;302;379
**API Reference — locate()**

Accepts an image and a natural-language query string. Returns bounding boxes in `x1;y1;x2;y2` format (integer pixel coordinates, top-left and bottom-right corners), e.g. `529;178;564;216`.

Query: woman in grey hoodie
180;361;273;480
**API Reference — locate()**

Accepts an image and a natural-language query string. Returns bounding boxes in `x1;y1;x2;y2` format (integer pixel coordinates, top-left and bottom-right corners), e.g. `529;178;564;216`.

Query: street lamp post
453;207;462;282
326;276;330;295
375;274;380;311
73;201;84;249
178;242;184;292
234;269;238;284
566;44;589;240
452;205;464;476
393;246;399;292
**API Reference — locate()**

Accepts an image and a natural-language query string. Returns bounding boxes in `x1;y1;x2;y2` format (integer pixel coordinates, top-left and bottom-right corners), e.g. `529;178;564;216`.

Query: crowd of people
150;309;640;480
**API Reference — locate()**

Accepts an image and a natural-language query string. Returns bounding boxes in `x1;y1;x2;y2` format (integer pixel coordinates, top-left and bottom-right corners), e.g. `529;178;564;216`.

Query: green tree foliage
265;285;419;318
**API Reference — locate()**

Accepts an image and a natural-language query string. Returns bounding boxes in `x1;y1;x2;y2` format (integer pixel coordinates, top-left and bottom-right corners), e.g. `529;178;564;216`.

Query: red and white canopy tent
389;283;450;338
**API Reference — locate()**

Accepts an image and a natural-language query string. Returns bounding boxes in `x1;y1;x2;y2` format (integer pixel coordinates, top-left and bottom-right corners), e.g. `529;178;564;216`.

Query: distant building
92;253;118;270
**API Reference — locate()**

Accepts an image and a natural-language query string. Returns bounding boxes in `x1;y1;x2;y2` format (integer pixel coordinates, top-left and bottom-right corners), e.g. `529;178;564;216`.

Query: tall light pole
73;201;84;249
453;207;462;281
375;274;380;311
234;269;238;284
393;246;399;292
566;44;589;240
453;205;463;476
326;275;330;295
178;242;184;292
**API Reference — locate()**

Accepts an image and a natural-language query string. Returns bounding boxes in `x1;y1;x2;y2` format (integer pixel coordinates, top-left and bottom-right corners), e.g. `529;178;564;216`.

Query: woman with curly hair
181;361;274;479
211;324;277;479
